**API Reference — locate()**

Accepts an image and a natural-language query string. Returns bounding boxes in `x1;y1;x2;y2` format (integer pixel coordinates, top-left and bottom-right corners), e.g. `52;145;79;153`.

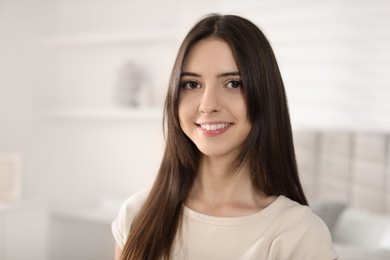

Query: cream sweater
112;191;338;259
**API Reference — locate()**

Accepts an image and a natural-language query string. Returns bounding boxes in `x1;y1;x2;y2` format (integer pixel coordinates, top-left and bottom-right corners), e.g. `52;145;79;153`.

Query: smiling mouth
197;123;232;131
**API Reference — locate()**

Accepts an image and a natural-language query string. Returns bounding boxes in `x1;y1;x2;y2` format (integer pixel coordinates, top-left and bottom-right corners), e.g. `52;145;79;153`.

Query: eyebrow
180;71;241;78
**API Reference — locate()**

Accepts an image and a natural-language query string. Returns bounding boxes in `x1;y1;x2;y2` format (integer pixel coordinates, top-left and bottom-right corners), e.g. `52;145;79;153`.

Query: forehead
182;38;239;73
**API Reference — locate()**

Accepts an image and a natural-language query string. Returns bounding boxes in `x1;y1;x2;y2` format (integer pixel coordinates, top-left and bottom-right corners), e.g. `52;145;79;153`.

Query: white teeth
200;123;230;131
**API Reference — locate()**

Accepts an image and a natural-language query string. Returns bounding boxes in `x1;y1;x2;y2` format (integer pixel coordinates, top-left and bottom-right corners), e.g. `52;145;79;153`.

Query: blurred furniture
296;130;390;259
50;206;116;260
0;200;49;260
294;131;390;214
311;200;390;260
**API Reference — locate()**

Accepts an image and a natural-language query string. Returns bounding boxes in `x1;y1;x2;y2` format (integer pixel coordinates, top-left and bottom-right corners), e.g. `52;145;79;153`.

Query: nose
199;85;221;114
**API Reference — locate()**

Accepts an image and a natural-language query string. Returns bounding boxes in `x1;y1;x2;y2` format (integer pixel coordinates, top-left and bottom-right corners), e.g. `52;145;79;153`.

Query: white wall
219;0;390;131
0;0;55;199
1;0;390;210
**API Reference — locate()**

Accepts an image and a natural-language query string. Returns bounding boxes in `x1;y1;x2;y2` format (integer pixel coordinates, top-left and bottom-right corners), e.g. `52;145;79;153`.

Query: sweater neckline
183;195;286;226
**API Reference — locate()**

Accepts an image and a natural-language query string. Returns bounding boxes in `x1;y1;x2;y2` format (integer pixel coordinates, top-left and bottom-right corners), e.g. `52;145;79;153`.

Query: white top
112;191;339;259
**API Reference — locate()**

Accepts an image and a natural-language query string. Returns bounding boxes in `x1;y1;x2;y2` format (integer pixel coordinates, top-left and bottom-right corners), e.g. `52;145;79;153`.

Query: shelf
52;208;115;225
44;107;163;123
40;30;177;47
52;196;125;225
0;198;47;212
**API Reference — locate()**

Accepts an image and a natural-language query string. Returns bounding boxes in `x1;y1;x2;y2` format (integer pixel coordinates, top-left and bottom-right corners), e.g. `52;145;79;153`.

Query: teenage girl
112;13;338;260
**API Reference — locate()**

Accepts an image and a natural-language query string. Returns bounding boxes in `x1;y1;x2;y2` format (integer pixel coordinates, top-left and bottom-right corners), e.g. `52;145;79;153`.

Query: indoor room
1;0;390;259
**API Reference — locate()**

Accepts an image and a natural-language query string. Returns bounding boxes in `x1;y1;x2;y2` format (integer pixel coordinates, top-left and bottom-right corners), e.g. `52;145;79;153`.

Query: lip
196;121;233;136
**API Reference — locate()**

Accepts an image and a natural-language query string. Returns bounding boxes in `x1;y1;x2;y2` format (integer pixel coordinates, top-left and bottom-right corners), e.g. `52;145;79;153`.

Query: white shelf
44;107;163;123
40;30;177;47
0;198;47;212
53;208;115;225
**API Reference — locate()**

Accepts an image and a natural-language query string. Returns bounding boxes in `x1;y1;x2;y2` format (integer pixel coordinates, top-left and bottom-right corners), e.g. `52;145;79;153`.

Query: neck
187;156;274;217
196;155;249;198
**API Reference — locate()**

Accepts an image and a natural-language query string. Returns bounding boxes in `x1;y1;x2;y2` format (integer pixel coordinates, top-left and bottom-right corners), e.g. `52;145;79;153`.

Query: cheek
233;96;249;118
178;95;197;122
178;96;191;129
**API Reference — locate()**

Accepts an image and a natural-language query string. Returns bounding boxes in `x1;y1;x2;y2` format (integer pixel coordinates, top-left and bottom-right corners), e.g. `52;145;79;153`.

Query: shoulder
111;190;149;249
273;195;333;237
120;190;149;218
275;196;327;227
270;196;339;259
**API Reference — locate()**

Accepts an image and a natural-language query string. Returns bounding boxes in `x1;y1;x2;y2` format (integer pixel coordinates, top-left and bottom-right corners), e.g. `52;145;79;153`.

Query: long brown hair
121;13;307;260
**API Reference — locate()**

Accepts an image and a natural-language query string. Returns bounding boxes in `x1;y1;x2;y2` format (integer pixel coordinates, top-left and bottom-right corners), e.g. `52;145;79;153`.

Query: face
178;38;251;159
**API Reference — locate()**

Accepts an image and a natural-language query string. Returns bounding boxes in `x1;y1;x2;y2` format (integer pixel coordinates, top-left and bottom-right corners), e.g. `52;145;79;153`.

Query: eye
181;80;201;89
226;79;242;89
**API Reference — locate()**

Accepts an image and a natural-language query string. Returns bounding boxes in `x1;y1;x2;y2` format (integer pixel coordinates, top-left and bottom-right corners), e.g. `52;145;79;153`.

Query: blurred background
0;0;389;259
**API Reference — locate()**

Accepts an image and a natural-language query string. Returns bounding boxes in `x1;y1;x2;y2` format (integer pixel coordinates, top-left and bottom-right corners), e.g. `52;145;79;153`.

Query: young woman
112;14;338;260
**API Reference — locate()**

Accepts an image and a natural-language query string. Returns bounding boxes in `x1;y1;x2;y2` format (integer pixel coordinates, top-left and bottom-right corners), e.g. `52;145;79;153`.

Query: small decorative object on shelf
0;153;22;203
115;61;152;108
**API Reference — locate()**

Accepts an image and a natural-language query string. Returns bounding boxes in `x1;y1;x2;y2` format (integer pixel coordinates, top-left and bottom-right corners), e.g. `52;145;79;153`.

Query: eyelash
181;80;200;89
226;79;242;89
180;79;243;89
